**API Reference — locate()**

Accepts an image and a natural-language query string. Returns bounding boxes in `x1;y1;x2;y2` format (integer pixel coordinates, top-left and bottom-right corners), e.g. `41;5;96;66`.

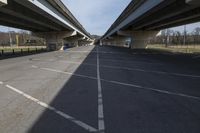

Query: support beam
0;0;7;6
186;0;200;5
118;30;159;49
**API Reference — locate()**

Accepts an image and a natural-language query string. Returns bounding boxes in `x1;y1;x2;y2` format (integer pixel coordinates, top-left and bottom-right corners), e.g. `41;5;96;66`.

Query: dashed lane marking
97;47;105;133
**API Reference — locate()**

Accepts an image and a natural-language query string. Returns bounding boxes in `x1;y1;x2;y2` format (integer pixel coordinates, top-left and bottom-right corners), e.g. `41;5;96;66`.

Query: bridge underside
0;0;92;50
102;0;200;49
126;0;200;31
0;0;70;32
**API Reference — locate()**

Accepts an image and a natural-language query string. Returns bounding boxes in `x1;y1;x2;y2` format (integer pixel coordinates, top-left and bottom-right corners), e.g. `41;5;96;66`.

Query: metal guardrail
0;47;47;57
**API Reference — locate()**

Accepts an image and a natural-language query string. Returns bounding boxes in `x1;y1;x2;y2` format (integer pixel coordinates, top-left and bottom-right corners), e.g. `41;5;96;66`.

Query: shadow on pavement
27;46;98;133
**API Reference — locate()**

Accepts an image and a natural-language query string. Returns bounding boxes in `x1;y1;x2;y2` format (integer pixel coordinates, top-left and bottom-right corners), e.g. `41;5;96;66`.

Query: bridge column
45;34;64;50
64;36;86;47
117;30;159;49
33;31;77;51
79;39;94;46
102;36;129;47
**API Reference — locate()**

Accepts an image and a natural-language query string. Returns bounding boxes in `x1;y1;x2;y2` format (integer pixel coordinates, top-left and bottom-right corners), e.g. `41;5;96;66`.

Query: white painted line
30;58;55;62
97;47;105;132
30;58;41;61
0;81;3;85
58;60;200;78
31;65;39;68
66;50;129;55
101;80;200;101
66;51;91;53
33;66;200;101
99;65;200;78
59;60;96;67
99;58;163;65
41;67;97;80
5;84;97;132
193;55;200;59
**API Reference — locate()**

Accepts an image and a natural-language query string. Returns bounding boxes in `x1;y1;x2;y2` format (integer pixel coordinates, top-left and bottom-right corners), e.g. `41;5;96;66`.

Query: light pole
183;25;186;46
8;27;12;47
183;25;189;53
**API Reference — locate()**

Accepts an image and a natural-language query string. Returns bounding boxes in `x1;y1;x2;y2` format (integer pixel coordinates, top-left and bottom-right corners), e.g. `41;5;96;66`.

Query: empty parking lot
0;45;200;133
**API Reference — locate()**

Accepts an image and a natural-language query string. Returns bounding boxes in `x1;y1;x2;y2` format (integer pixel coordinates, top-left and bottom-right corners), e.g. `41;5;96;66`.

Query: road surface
0;45;200;133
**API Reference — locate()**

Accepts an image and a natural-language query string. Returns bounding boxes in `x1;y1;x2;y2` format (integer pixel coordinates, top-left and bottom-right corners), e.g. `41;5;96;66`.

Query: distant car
63;44;73;50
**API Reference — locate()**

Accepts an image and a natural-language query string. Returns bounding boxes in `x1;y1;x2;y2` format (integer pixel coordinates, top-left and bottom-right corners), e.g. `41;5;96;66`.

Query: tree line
150;27;200;46
0;30;45;47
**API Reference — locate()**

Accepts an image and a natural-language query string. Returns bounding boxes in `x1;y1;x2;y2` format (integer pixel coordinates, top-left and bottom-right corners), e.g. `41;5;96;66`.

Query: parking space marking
59;60;96;66
31;65;39;68
32;65;200;101
193;55;200;59
98;58;164;65
5;84;98;132
97;47;105;133
58;60;200;78
102;80;200;101
41;67;97;80
99;65;200;78
65;51;126;54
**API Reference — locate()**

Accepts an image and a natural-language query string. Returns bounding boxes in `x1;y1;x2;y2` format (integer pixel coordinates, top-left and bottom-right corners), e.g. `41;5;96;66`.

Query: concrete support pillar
45;34;64;50
79;40;93;46
102;36;129;47
118;30;159;49
64;36;85;47
33;31;77;51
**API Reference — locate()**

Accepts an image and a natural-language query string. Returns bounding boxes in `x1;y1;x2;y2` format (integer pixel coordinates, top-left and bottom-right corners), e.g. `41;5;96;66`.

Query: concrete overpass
0;0;93;50
101;0;200;49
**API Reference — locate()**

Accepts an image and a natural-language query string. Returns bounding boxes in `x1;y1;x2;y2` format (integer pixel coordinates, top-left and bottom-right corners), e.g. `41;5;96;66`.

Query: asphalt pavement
0;45;200;133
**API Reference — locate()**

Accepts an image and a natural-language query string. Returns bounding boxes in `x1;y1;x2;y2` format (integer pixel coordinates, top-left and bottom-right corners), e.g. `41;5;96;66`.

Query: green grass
147;44;200;54
0;46;46;53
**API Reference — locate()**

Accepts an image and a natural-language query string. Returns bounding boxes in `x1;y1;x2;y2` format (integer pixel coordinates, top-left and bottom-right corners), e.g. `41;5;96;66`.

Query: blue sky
0;0;200;35
63;0;132;35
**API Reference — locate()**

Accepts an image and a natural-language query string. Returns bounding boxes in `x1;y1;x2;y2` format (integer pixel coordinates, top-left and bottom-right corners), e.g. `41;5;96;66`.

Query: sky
62;0;131;35
0;0;200;36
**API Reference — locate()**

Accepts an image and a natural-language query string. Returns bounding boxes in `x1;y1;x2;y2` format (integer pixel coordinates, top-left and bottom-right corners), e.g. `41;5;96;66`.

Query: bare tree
192;27;200;44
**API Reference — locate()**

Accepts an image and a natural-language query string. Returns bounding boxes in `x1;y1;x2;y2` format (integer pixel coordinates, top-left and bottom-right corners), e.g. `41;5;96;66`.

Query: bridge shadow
26;45;200;133
27;46;98;133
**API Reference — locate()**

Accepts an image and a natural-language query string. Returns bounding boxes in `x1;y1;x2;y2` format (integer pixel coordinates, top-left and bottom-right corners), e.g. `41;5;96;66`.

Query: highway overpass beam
0;0;7;6
186;0;200;5
118;30;158;49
